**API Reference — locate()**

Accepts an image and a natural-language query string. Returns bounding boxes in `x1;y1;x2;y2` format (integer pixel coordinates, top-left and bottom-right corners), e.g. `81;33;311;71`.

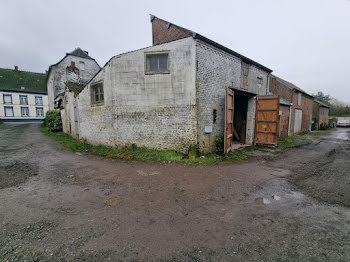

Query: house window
36;107;44;117
4;106;14;116
324;107;327;114
19;95;28;105
257;77;263;85
21;107;29;117
145;53;169;74
35;96;43;105
298;93;302;106
90;82;104;105
79;61;85;70
3;94;12;104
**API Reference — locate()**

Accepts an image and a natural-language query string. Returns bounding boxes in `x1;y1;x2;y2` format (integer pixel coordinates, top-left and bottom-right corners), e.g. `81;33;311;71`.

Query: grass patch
41;125;248;164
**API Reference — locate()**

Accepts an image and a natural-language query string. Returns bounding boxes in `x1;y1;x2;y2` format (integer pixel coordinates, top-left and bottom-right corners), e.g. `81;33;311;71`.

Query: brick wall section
319;106;329;126
279;105;290;137
313;102;329;128
269;76;314;134
292;92;314;132
152;17;192;46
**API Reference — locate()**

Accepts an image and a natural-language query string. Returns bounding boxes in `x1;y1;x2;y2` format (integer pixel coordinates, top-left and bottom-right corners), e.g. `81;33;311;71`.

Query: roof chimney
14;65;18;72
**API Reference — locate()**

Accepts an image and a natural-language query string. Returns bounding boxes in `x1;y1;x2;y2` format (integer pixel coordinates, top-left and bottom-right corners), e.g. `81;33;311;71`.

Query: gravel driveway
0;123;349;261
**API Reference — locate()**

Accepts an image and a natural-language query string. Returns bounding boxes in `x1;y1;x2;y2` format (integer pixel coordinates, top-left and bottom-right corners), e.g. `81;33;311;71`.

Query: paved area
0;123;349;261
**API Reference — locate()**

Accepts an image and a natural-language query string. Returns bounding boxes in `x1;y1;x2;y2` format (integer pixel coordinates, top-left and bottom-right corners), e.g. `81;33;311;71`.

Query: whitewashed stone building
62;16;275;153
46;48;100;110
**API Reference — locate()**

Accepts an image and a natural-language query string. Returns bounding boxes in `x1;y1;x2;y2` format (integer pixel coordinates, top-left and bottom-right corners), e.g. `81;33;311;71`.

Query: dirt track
0;124;350;261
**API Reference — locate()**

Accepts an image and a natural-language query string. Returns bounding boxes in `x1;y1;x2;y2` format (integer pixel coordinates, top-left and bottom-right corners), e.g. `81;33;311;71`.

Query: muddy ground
0;124;349;261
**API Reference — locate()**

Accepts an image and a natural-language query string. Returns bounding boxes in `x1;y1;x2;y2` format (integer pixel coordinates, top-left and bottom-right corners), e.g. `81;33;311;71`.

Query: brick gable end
152;17;192;46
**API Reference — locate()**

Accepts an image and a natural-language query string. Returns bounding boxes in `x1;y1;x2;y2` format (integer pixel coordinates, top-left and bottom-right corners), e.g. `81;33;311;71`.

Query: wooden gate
255;95;279;146
224;88;234;153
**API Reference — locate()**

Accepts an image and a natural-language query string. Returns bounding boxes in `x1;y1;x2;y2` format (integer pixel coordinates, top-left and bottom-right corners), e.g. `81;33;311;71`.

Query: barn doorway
233;91;250;144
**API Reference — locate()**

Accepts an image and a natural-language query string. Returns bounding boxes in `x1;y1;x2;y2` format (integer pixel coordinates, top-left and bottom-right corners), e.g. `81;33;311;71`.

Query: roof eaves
150;14;273;73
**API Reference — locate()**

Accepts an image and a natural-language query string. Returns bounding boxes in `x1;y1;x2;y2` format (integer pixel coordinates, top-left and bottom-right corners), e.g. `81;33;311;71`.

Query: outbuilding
58;16;281;154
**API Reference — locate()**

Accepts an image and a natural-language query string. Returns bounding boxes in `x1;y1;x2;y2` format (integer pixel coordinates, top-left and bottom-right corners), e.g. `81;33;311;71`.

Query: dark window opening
213;109;217;124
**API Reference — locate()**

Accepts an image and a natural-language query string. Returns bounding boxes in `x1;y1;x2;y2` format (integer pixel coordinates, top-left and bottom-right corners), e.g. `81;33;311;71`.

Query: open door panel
255;95;279;146
224;88;234;153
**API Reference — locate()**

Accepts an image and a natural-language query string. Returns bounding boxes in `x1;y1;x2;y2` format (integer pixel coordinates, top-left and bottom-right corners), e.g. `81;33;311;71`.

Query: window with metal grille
21;107;29;117
91;82;104;105
35;96;43;105
20;95;28;105
145;53;169;73
36;107;44;117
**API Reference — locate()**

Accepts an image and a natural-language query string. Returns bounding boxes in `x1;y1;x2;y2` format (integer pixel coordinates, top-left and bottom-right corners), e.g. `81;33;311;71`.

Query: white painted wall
77;37;197;152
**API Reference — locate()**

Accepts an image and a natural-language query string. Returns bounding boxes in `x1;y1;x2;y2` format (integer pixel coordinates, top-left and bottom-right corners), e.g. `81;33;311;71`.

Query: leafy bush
215;135;224;155
44;110;62;132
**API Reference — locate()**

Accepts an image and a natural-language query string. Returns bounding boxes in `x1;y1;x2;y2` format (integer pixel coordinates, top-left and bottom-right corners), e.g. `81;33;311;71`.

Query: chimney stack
14;65;18;72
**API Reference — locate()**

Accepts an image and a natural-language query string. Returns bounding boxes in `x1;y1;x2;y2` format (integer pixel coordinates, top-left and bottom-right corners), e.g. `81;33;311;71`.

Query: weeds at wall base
40;124;249;164
41;124;332;164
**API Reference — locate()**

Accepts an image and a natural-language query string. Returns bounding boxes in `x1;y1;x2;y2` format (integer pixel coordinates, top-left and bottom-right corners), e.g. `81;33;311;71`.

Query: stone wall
77;38;197;152
279;105;290;137
195;40;270;152
47;55;100;110
61;91;79;138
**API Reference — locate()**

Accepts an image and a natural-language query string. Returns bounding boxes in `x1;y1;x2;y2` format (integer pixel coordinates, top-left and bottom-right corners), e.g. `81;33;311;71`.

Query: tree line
313;91;350;117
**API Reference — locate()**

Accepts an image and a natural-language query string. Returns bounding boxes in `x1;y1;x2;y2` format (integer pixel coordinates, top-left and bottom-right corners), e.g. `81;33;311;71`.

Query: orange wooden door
255;95;280;146
224;88;234;153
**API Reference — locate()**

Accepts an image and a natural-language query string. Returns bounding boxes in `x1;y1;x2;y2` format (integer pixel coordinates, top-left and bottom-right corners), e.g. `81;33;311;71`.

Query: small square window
145;53;169;74
4;106;14;117
36;107;44;117
21;107;29;117
257;77;263;85
35;96;43;105
90;82;104;105
20;95;28;105
3;94;12;104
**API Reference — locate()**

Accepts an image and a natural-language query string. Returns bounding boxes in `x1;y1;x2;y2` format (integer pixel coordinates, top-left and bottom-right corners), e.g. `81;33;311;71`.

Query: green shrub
215;135;224;155
44;110;62;132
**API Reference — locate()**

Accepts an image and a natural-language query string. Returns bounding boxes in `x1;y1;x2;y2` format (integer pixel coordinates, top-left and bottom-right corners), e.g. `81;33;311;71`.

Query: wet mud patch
0;162;38;189
288;142;350;207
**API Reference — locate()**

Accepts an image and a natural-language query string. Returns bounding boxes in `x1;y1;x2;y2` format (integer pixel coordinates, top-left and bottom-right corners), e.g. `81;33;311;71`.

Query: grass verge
40;125;249;164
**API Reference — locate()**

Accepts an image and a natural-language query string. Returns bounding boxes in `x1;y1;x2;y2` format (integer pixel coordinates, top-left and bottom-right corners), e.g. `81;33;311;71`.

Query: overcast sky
1;0;349;103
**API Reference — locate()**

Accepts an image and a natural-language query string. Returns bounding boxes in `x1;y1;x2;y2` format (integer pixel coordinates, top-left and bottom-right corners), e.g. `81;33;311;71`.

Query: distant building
313;99;329;129
46;48;100;110
0;66;48;122
269;75;314;135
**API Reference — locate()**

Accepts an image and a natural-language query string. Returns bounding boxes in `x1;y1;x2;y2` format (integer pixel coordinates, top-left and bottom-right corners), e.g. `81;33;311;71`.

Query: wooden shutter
255;95;279;146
